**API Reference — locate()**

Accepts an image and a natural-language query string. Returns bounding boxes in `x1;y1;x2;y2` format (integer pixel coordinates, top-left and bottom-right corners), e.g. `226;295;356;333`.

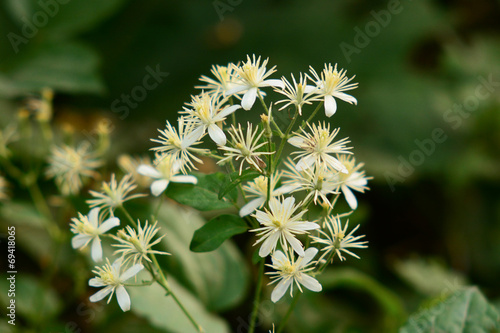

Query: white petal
225;84;248;96
271;279;292;303
296;155;315;171
216;104;241;120
284;233;304;257
258;232;280;257
89;286;113;302
299;274;322;292
263;79;285;89
183;125;204;148
88;207;100;228
333;91;357;105
324;95;337;117
91;237;103;262
271;250;287;265
301;247;319;267
290;221;320;232
151;179;169;196
239;197;266;217
137;165;161;179
71;234;92;249
274;184;299;195
89;278;106;287
304;85;317;94
342;185;358;210
287;136;305;147
98;217;120;234
242;87;258;110
116;285;131;312
171;175;198;184
120;264;144;281
208;123;227;145
112;258;123;272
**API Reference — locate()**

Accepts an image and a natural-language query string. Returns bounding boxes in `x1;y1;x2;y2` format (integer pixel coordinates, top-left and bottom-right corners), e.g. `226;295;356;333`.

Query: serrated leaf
400;287;500;333
190;214;248;252
218;169;260;200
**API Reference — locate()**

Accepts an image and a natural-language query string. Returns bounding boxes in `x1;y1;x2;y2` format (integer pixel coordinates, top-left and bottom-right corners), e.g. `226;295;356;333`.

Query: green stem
273;107;300;170
150;254;204;333
300;101;324;131
248;259;266;333
119;205;138;229
276;293;302;333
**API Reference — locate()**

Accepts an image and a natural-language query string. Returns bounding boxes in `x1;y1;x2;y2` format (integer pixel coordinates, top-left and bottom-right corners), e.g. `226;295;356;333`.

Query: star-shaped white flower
288;122;352;174
311;215;367;262
251;196;319;257
226;54;284;110
335;155;371;210
181;92;240;145
137;154;197;196
89;258;144;312
282;158;340;207
267;247;322;303
239;172;291;217
308;63;358;117
195;63;242;98
218;123;273;174
70;207;120;262
274;73;319;115
151;116;209;174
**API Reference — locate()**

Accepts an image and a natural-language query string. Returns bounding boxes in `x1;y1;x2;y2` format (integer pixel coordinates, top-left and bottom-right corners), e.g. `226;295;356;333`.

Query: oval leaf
190;214;248;252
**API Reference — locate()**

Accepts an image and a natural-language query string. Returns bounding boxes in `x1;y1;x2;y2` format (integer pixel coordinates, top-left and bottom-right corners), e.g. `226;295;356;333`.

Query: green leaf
190;214;248;252
5;0;129;40
218;169;260;200
155;203;249;311
165;173;235;211
129;273;230;333
0;275;62;325
0;42;104;97
394;257;467;296
400;287;500;333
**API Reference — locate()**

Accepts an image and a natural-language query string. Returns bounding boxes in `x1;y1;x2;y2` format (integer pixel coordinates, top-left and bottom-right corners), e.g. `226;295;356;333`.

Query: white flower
311;215;367;262
117;154;153;188
267;248;322;302
288;122;352;173
87;174;146;215
112;220;170;266
239;172;290;217
218;123;273;174
274;73;319;115
151;117;209;174
226;54;284;110
137;154;197;196
335;155;371;210
251;196;319;257
195;64;242;98
46;142;102;196
282;158;340;207
89;258;144;312
308;63;358;117
70;207;120;262
181;92;241;145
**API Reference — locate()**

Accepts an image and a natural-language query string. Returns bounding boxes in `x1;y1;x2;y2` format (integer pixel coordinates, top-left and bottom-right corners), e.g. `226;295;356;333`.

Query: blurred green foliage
1;0;500;332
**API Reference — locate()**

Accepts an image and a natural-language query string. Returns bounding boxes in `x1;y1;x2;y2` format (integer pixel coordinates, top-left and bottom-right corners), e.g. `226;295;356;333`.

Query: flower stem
276;293;301;333
150;254;205;333
119;205;138;229
273;107;300;170
300;101;324;131
248;258;265;333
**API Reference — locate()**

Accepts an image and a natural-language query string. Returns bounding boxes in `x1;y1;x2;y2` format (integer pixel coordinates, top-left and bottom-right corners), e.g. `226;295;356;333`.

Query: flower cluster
146;54;370;303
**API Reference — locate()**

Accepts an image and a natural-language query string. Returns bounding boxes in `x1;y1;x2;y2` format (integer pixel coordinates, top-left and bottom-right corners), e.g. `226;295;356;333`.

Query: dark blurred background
1;0;500;332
